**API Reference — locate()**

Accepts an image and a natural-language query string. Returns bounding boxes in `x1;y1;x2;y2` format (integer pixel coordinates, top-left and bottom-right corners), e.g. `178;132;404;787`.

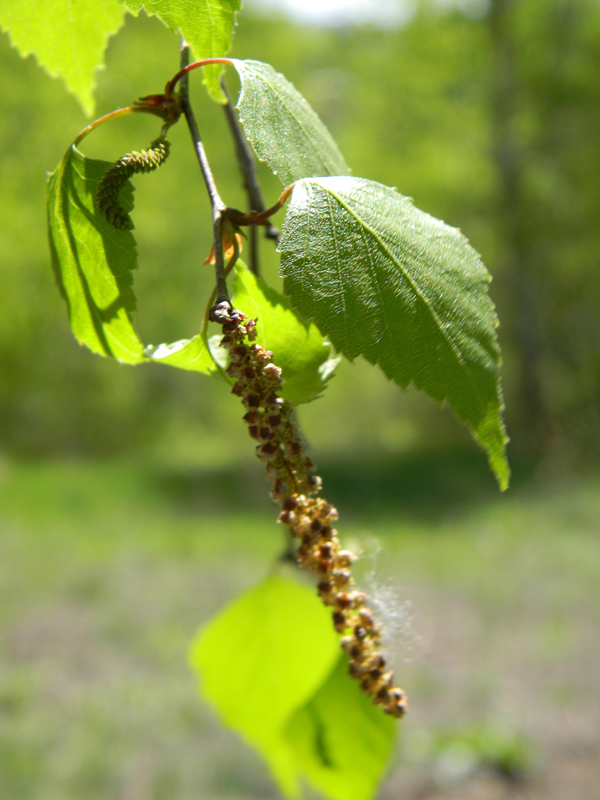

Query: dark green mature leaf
47;146;145;364
124;0;241;101
233;263;339;404
231;59;350;186
286;656;396;800
0;0;125;115
279;177;509;489
190;573;340;798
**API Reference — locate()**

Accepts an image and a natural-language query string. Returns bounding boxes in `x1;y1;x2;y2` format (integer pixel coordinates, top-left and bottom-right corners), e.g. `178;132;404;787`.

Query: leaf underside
190;574;396;800
232;59;351;186
0;0;125;115
279;176;510;489
47;145;145;364
124;0;241;101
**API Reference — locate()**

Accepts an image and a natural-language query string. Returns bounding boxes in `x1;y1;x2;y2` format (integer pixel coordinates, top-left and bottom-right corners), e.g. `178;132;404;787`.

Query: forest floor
1;457;599;800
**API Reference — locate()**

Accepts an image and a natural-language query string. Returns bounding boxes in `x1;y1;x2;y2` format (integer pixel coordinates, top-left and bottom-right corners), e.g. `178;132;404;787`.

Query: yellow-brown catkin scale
212;302;407;718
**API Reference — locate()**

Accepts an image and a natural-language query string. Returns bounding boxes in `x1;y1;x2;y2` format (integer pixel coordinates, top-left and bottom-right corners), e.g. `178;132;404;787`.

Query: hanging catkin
96;136;171;230
210;301;407;718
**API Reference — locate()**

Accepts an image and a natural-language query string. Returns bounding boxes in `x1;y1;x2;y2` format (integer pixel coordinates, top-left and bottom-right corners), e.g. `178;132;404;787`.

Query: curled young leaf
47;145;145;364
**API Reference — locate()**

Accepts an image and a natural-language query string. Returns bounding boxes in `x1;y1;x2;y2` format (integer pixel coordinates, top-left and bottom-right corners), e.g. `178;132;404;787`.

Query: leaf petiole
73;107;136;145
165;57;234;98
73;92;182;146
225;184;295;229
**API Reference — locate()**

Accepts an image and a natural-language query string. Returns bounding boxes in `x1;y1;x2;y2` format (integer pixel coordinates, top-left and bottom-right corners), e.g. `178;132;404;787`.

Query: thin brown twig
201;239;240;337
178;43;229;304
220;79;264;213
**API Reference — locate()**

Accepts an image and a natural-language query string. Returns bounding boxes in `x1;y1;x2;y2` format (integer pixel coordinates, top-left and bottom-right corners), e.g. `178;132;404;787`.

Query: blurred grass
1;457;599;799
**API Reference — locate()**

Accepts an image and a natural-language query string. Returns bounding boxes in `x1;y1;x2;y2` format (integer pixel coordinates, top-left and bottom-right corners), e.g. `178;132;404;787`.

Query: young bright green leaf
232;262;339;404
189;573;340;798
145;335;216;374
124;0;241;102
47;145;145;364
231;59;350;186
279;177;510;490
207;333;229;371
0;0;125;116
286;656;396;800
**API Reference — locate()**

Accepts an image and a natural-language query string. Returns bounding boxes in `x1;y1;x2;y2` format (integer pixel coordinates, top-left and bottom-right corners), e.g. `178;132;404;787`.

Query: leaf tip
495;457;511;492
477;412;510;492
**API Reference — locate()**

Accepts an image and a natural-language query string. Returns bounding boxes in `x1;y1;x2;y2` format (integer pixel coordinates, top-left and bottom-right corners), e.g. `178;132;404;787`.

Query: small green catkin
96;136;171;231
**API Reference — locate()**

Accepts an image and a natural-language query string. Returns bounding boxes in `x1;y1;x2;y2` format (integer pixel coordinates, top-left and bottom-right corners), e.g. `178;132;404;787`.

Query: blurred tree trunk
488;0;552;457
488;0;600;466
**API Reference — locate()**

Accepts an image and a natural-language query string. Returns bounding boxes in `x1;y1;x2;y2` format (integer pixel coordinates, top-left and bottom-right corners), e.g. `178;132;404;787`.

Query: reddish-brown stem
165;57;234;97
225;184;295;229
248;184;294;224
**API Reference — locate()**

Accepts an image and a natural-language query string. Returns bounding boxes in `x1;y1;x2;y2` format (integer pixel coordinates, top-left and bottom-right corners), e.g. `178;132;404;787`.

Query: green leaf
47;145;145;364
279;177;510;489
189;573;341;798
123;0;241;102
286;656;396;800
146;333;231;379
145;334;216;374
0;0;125;116
231;59;351;186
146;262;340;395
232;262;339;404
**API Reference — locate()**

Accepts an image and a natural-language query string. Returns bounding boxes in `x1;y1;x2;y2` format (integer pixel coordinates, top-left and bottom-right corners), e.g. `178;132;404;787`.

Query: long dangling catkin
96;135;171;231
211;301;407;718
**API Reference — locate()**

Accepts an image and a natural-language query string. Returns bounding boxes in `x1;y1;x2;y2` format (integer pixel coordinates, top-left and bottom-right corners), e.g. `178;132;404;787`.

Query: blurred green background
1;0;600;798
